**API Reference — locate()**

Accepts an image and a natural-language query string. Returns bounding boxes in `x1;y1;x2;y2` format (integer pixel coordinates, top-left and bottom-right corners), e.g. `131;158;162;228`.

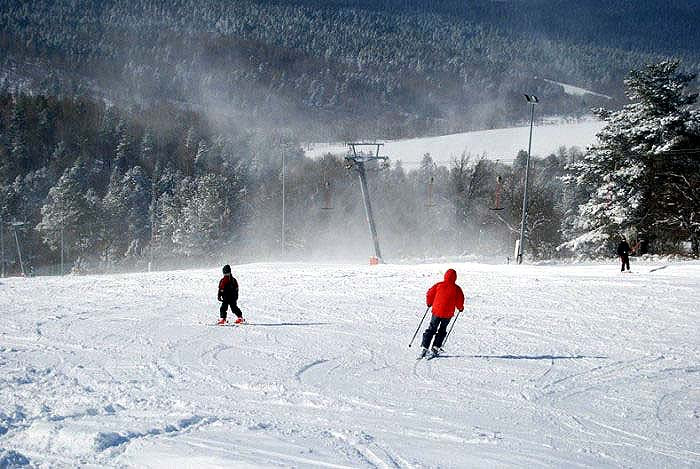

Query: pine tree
194;139;210;176
564;60;700;256
172;174;227;256
9;97;29;177
121;166;152;258
102;166;152;260
37;162;101;255
150;166;181;257
139;129;156;172
113;119;131;173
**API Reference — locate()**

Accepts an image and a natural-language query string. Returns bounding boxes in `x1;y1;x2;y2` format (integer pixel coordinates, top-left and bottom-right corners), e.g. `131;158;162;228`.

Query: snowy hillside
1;261;699;467
304;119;604;168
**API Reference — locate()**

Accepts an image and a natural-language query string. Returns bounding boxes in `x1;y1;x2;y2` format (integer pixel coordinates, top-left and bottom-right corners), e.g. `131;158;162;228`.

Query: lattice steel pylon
345;143;388;263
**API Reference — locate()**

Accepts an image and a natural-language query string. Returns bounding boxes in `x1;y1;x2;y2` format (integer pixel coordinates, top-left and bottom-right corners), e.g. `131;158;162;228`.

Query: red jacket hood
444;269;457;284
426;269;464;318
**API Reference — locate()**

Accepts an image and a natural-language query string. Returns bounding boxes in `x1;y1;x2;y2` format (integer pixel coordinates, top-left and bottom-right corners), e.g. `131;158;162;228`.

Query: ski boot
417;347;428;359
217;318;227;326
430;346;442;358
234;317;245;324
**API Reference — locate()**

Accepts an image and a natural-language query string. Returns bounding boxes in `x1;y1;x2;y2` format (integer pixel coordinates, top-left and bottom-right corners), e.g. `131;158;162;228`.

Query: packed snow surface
304;119;604;168
1;261;699;467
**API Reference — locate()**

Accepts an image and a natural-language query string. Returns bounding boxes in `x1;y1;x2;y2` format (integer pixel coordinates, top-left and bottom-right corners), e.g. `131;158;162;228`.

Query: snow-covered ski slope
1;261;699;468
304;119;604;168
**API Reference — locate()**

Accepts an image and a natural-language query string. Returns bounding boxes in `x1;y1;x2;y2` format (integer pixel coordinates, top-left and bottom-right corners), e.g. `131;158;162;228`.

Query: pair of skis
417;348;445;360
206;320;247;327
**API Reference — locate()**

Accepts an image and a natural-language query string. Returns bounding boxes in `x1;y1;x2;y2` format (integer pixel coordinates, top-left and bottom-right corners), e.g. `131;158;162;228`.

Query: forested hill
1;0;699;140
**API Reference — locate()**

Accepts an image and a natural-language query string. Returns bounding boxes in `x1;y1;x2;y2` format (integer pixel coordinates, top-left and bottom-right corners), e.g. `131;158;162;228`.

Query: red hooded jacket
426;269;464;318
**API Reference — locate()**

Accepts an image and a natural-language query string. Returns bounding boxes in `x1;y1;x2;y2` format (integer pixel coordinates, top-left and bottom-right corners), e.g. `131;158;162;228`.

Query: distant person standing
419;268;464;358
617;237;631;272
217;264;245;325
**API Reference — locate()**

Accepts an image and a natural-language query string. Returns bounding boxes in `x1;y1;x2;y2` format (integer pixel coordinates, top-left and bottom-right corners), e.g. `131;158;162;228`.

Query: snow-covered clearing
543;79;613;100
1;261;699;467
304;119;604;168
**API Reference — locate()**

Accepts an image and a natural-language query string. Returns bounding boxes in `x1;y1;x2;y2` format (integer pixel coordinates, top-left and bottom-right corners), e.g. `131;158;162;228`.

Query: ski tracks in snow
1;262;699;466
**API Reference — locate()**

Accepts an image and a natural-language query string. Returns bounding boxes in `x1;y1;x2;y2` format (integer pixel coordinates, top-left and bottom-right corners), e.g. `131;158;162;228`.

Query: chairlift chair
489;175;505;211
426;176;437;208
321;180;333;210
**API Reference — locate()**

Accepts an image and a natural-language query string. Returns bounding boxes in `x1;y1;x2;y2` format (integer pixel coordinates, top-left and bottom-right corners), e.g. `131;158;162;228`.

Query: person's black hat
222;264;231;274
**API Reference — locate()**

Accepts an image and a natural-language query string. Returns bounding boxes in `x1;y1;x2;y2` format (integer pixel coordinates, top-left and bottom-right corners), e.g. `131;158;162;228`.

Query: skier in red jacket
420;268;464;358
217;264;244;325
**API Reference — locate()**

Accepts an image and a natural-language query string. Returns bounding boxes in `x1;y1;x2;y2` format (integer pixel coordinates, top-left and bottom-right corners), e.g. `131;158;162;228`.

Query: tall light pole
60;226;65;275
0;215;4;277
517;94;538;264
281;146;286;254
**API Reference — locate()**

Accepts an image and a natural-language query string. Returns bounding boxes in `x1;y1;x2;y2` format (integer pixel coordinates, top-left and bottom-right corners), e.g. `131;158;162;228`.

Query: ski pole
409;306;430;348
442;309;462;347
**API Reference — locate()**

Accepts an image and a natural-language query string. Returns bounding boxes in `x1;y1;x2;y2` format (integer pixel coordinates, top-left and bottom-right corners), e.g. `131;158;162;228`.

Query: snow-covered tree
9;97;29;176
563;60;700;256
653;156;700;256
102;166;152;259
149;166;182;256
171;174;228;256
36;162;101;254
113;119;131;173
194;139;217;176
139;129;155;171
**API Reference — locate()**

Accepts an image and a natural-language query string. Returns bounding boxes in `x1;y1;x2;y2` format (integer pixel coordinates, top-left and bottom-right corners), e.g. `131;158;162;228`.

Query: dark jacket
426;269;465;319
617;241;630;257
218;274;239;302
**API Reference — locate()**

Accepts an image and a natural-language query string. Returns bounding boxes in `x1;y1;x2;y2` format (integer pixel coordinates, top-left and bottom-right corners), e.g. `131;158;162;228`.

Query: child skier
217;264;245;325
420;268;464;358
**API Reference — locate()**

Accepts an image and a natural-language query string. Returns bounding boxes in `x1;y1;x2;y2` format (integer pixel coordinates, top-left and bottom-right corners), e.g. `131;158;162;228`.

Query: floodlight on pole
517;94;538;264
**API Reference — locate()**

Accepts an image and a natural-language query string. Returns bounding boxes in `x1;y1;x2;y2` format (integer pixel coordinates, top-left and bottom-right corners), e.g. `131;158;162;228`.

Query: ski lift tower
345;142;388;263
8;220;26;276
517;94;538;264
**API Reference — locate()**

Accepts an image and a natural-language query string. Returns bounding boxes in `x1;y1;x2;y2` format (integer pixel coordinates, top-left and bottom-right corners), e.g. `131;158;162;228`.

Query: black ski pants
620;254;630;271
220;301;243;320
421;314;451;349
